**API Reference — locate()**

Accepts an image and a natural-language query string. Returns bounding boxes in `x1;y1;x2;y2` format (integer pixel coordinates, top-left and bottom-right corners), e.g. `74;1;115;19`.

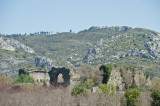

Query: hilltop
1;26;160;77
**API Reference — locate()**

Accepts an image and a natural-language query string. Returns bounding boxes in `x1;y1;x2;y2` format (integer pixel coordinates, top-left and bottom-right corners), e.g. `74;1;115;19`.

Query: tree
15;74;34;84
84;78;94;88
152;78;160;90
123;70;133;89
99;64;112;84
99;84;115;95
77;64;102;85
71;85;87;96
151;89;160;106
125;88;141;106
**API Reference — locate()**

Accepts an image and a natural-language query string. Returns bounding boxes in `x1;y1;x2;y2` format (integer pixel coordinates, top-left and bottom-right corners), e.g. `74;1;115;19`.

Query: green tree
71;85;87;96
84;78;95;88
125;88;141;106
151;89;160;106
15;74;34;84
99;64;112;84
99;84;115;95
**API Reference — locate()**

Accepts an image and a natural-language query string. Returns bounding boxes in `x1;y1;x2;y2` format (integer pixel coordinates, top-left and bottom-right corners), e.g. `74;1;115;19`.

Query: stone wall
29;71;50;82
19;66;151;89
107;67;151;90
107;68;125;90
48;67;70;86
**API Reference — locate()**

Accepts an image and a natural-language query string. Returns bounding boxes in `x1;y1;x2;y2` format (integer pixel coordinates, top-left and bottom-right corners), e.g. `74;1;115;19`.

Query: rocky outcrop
83;31;160;65
0;37;35;53
145;41;160;59
107;26;132;31
35;57;53;69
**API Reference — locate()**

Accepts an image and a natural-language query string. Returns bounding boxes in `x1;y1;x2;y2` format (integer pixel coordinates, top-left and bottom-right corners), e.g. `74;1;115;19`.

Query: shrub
145;71;150;79
129;82;138;89
125;88;141;106
120;67;124;78
19;69;29;75
152;78;160;90
84;78;95;88
99;84;115;95
99;64;112;84
71;85;87;96
78;64;103;85
15;75;34;84
0;75;13;88
13;83;34;90
151;89;160;106
123;70;133;89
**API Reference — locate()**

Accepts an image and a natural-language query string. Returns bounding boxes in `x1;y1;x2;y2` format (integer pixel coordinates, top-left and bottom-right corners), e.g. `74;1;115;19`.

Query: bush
78;64;103;85
125;88;141;106
129;82;138;89
0;75;13;88
71;85;87;96
84;78;95;88
19;69;29;76
99;84;115;95
151;89;160;106
99;64;112;84
145;71;150;79
15;75;35;84
123;70;133;89
120;67;124;78
152;78;160;90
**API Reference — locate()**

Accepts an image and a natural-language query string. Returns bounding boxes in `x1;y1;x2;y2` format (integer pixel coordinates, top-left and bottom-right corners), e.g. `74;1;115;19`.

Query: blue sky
0;0;160;34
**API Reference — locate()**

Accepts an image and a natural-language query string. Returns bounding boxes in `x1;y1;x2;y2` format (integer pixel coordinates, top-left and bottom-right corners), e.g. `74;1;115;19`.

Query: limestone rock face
35;57;53;69
83;32;160;65
0;37;35;53
145;41;160;59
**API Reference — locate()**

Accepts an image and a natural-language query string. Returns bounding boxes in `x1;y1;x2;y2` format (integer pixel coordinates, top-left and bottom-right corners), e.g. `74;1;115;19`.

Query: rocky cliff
0;36;35;53
0;36;35;76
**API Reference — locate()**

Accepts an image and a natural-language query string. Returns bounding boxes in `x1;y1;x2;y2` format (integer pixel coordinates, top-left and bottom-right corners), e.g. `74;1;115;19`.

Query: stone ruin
48;67;70;86
19;67;71;87
19;66;152;89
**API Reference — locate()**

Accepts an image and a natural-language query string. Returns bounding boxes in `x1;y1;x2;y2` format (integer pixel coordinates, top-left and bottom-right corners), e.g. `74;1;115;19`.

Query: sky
0;0;160;34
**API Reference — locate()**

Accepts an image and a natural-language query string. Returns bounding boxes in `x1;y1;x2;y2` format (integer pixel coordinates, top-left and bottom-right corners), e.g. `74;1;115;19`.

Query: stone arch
48;67;70;86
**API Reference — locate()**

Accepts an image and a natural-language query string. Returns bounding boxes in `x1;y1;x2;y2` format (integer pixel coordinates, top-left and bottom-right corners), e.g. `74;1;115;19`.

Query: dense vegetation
15;74;34;84
125;88;141;106
151;89;160;106
0;63;160;106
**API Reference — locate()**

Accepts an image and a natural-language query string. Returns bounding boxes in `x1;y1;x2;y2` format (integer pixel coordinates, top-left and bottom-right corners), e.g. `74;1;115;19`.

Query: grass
0;84;152;106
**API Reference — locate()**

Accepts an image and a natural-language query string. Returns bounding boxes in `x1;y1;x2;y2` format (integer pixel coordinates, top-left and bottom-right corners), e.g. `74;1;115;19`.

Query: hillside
1;26;160;77
0;36;36;76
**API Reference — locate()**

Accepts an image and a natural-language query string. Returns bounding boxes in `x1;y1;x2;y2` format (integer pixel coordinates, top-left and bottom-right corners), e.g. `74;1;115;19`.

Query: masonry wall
29;71;50;82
